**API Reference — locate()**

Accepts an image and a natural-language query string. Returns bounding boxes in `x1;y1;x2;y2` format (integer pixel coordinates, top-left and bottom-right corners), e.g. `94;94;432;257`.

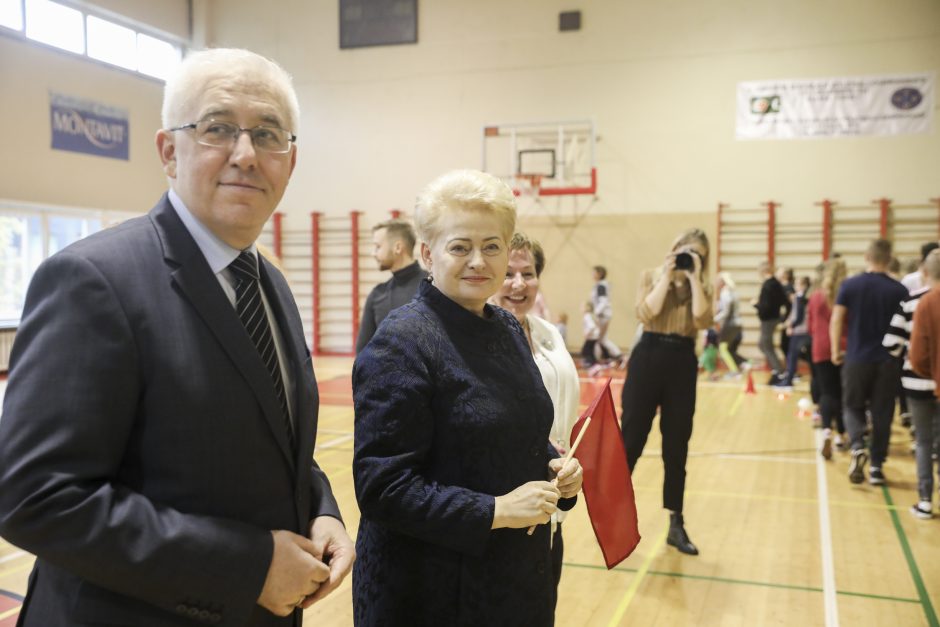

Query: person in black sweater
753;261;789;384
355;218;428;354
777;267;795;360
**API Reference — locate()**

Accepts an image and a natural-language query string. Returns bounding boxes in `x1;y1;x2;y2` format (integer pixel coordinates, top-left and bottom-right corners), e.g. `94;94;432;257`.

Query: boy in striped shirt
884;250;940;518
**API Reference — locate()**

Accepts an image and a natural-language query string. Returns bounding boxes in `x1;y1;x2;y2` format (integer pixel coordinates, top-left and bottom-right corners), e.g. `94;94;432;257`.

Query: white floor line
814;428;839;627
643;449;814;465
715;453;815;465
315;433;354;450
0;550;26;564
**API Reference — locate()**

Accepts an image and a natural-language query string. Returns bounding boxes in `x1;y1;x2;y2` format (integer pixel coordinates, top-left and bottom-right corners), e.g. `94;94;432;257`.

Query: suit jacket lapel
149;196;296;471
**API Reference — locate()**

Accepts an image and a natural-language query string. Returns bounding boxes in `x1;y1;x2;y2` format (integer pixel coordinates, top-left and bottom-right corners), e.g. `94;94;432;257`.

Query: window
137;32;181;80
87;15;137;71
25;0;85;54
0;0;23;30
0;214;42;327
0;205;134;326
48;215;100;255
5;0;183;82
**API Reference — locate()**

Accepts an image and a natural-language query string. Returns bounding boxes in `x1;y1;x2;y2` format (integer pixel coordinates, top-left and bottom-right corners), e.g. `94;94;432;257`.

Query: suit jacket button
210;613;222;624
188;607;200;617
199;609;210;621
175;604;188;614
531;446;540;457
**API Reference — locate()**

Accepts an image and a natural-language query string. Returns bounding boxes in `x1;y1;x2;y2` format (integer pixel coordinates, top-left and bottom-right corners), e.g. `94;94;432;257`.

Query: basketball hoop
516;174;542;198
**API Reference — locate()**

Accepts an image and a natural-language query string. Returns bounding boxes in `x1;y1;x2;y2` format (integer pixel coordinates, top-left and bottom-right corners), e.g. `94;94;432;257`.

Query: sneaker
821;434;832;460
848;449;868;484
910;501;933;520
869;466;885;486
834;433;847;451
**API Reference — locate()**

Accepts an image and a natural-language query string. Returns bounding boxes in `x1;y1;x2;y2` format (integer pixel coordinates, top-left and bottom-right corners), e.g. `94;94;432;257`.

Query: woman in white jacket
492;232;580;597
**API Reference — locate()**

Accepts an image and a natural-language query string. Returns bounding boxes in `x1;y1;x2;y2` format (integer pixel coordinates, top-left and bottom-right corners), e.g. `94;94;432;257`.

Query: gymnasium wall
204;0;940;224
1;0;937;350
203;0;938;347
0;35;166;212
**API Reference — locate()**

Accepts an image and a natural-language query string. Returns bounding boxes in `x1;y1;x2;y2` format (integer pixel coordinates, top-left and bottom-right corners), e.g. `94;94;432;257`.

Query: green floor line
881;485;939;626
562;561;921;605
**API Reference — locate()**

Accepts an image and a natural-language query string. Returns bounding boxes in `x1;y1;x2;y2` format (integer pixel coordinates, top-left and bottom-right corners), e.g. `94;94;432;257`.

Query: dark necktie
229;251;295;452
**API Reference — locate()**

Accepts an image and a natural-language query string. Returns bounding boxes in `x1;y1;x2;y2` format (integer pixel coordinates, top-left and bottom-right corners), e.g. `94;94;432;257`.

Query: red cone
744;370;756;395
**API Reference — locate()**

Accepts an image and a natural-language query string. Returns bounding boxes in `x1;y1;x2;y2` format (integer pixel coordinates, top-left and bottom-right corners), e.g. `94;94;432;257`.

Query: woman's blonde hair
414;170;517;245
822;258;848;306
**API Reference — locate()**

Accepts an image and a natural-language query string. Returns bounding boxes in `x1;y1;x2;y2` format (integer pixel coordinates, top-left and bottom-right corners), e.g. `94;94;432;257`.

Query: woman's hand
685;248;703;282
492;481;560;529
661;253;677;281
549;457;583;499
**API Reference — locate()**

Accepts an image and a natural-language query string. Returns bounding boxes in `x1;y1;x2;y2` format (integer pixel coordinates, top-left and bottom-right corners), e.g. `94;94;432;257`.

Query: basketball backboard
482;120;597;199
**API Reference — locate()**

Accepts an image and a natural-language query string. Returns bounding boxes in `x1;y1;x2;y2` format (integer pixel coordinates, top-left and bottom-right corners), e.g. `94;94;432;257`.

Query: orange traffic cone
744;370;756;395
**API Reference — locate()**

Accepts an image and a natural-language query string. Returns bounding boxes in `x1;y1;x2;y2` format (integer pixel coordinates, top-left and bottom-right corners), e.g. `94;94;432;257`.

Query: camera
674;251;696;271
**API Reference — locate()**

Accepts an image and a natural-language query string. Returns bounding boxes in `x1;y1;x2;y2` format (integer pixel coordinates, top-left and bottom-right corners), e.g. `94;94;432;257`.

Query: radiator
0;328;15;372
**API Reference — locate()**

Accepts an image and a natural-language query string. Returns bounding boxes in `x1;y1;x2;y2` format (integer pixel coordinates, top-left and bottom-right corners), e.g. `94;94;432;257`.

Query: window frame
0;0;187;83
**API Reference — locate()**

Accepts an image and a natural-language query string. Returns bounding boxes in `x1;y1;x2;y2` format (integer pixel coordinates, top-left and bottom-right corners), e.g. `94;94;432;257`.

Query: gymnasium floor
1;359;938;626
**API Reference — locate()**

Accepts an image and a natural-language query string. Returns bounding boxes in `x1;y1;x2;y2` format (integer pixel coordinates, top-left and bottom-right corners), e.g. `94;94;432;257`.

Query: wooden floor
1;359;938;626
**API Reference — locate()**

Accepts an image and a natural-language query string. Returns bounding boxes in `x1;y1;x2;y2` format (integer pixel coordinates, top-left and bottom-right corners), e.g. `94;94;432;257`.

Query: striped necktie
229;251;295;453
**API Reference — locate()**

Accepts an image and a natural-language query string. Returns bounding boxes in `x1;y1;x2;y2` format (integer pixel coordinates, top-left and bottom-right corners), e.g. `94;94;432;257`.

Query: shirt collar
392;260;421;281
167;188;255;272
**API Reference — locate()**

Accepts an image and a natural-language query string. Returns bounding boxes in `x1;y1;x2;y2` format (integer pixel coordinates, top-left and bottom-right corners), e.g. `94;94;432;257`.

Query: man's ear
156;130;177;178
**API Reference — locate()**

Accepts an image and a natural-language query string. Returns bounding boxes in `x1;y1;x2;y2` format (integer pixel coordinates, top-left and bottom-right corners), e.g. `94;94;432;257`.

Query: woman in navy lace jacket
352;170;583;626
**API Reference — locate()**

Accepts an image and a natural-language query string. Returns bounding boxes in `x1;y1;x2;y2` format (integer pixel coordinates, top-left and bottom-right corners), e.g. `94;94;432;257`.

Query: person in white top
902;241;939;294
590;266;625;365
491;232;580;599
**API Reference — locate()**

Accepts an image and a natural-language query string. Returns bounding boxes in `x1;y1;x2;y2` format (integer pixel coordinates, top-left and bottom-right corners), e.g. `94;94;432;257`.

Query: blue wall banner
50;92;129;160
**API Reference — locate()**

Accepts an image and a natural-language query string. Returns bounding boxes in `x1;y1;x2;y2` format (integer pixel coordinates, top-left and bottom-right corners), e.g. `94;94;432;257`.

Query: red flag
572;377;641;569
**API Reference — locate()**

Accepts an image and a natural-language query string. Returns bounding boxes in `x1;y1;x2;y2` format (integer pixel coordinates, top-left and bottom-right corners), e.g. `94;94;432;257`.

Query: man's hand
257;530;330;617
301;515;355;607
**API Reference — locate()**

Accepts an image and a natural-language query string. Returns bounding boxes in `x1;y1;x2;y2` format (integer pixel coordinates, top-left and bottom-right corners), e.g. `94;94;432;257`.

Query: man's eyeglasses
168;119;296;154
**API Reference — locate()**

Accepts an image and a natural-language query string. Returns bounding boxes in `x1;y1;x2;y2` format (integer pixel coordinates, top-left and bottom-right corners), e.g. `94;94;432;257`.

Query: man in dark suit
355;218;427;354
0;48;353;626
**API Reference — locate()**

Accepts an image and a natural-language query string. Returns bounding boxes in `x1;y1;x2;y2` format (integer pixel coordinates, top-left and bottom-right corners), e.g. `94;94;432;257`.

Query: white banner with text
736;73;934;140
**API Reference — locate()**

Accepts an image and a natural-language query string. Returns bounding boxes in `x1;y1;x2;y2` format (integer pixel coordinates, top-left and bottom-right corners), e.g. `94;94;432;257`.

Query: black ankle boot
667;512;699;555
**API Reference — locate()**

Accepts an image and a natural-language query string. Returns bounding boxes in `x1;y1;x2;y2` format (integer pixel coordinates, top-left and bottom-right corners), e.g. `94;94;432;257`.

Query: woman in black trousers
621;228;713;555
